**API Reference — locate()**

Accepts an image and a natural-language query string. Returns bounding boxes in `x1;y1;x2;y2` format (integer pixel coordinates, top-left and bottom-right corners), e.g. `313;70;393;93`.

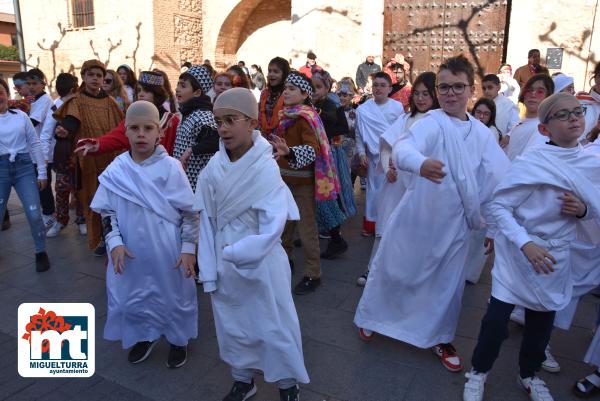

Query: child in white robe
354;55;510;372
356;72;439;286
463;93;600;401
91;101;198;368
194;88;309;401
355;71;405;236
504;74;554;158
482;74;519;137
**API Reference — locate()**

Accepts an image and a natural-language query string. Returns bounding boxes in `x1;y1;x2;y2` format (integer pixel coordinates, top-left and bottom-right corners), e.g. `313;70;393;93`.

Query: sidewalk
0;191;596;401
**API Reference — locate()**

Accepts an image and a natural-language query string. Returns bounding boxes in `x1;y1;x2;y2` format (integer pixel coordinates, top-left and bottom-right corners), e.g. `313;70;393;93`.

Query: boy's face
26;78;45;96
83;68;104;93
176;78;202;104
538;97;585;146
15;83;29;97
125;122;160;160
312;78;328;101
372;78;391;102
282;83;308;106
436;70;474;118
214;76;232;96
523;80;548;114
214;109;255;154
481;81;500;99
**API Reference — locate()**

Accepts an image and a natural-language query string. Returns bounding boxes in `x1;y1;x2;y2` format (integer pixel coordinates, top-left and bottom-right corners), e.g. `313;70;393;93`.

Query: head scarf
81;60;106;76
285;72;313;99
138;71;164;87
553;74;574;94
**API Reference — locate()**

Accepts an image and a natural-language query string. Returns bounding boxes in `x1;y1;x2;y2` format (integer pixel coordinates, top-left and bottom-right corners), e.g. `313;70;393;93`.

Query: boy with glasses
354;55;509;372
463;93;598;401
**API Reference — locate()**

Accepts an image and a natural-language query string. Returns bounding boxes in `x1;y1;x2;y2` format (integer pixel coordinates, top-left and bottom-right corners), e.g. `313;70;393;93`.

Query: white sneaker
463;369;487;401
510;306;525;326
541;345;560;373
518;375;554;401
78;223;87;236
46;221;65;237
42;214;56;230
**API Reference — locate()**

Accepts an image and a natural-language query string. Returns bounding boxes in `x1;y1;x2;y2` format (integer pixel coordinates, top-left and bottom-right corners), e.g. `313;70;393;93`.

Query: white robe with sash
194;131;309;383
355;99;405;221
354;110;509;348
505;118;545;161
91;146;199;348
491;144;600;312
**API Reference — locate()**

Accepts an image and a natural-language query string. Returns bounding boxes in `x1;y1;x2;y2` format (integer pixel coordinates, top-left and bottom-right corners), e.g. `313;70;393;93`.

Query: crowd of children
2;53;600;401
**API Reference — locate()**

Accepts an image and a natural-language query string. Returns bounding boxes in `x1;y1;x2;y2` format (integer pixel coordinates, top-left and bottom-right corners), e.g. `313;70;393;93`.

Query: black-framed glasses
215;116;249;128
436;83;470;95
545;107;586;122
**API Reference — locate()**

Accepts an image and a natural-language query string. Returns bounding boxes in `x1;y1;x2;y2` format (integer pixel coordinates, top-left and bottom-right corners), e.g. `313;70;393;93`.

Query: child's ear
193;88;203;97
249;118;258;130
538;123;552;138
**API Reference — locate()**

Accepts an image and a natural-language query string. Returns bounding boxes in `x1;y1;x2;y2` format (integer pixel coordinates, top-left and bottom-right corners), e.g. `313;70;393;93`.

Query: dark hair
498;63;512;73
182;61;192;69
472;97;497;128
518;74;554;103
389;63;404;71
226;65;251;89
202;62;216;79
590;61;600;86
307;51;317;60
528;49;541;58
408;71;439;117
55;73;79;97
482;74;500;86
136;83;168;109
439;54;475;85
178;72;202;92
117;65;137;87
238;61;246;67
27;68;47;84
152;68;176;112
0;77;9;94
12;71;28;82
251;64;262;74
268;57;290;89
373;71;392;86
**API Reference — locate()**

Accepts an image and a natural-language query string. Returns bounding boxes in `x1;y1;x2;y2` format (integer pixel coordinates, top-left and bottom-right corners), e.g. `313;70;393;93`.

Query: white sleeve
222;187;288;269
393;119;436;174
490;184;537;249
24;114;46;179
39;108;57;162
355;116;366;157
197;210;218;293
507;105;520;132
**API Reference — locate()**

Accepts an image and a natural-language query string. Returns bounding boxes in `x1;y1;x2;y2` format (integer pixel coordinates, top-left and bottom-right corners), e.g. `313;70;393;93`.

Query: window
72;0;95;28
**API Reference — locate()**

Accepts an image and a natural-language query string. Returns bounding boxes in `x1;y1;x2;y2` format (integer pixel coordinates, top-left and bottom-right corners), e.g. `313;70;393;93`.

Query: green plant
0;44;19;61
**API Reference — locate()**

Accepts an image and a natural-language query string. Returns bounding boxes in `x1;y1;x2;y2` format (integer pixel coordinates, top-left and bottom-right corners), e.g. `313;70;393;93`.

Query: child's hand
484;237;494;255
37;179;47;191
386;165;397;183
179;148;193;170
55;125;69;139
499;135;510;148
559;192;587;217
359;154;368;168
268;135;289;160
175;253;197;279
74;139;99;156
111;245;135;274
521;242;556;274
419;158;446;184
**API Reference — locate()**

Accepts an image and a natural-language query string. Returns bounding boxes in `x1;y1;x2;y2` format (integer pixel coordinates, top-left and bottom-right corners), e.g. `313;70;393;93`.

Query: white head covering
553;74;574;94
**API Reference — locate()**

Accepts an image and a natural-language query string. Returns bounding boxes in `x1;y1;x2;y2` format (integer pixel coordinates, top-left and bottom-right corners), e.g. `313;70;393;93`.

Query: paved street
0;189;597;401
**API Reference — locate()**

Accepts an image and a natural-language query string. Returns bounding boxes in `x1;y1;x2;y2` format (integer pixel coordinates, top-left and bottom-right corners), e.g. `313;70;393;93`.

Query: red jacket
94;112;179;156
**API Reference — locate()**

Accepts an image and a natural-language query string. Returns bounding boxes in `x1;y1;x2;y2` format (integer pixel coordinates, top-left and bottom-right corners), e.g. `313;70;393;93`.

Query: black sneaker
222;379;257;401
294;276;321;295
93;240;106;257
35;252;51;272
279;385;300;401
127;341;157;364
320;238;348;259
166;344;187;368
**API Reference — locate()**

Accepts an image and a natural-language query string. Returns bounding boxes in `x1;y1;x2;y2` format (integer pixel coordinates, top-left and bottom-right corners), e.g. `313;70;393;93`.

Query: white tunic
354;110;509;348
494;95;520;135
355;99;405;221
505;118;546;161
195;131;309;383
491;144;600;312
90;146;199;348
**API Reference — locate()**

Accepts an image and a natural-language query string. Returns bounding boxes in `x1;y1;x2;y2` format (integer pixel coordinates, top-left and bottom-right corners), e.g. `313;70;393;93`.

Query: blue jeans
0;153;46;252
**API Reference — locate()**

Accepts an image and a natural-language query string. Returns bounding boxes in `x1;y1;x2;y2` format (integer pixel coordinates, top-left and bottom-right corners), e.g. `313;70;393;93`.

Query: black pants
471;296;555;379
34;163;55;216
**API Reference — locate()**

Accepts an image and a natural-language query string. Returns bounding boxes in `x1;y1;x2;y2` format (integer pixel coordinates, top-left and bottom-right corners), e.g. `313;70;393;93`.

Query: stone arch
215;0;291;69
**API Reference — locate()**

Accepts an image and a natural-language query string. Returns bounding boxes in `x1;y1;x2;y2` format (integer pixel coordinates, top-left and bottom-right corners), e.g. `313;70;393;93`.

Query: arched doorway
215;0;291;69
